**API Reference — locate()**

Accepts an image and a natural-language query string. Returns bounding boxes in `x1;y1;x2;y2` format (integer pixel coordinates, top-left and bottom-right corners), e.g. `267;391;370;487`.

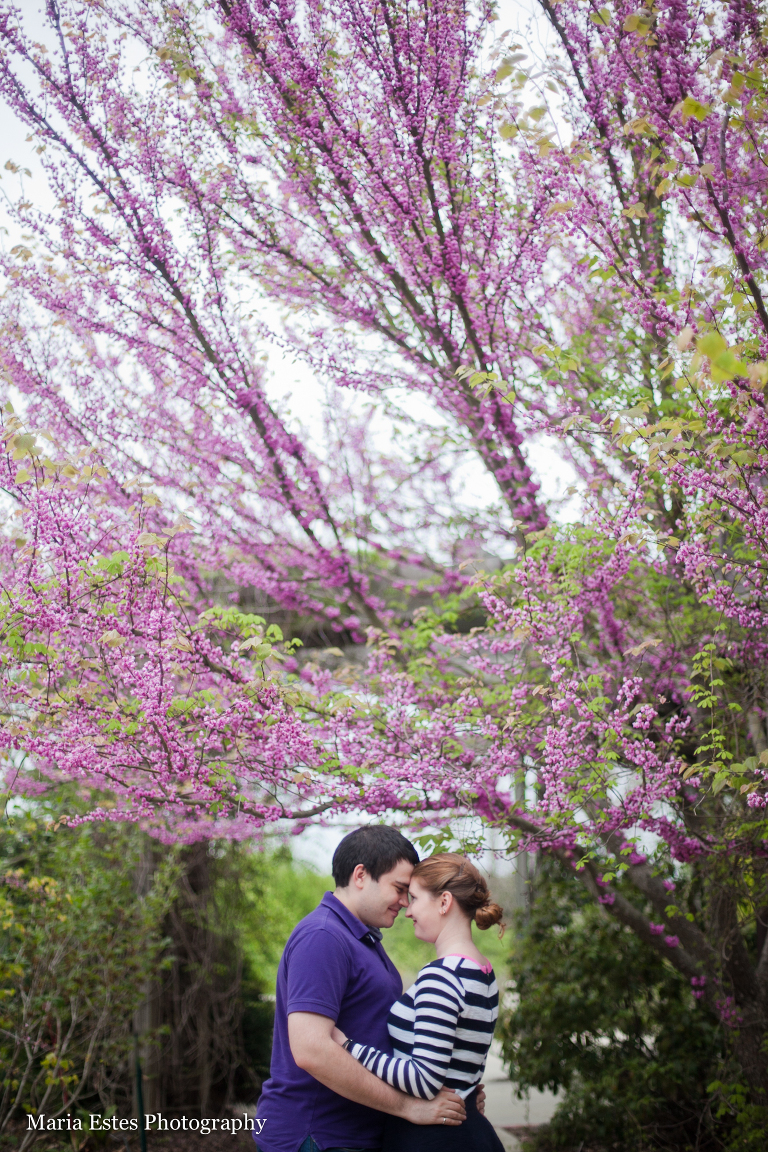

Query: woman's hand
331;1025;348;1046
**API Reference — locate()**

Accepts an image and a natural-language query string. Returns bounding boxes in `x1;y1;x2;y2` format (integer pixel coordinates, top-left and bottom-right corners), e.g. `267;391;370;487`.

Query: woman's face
405;878;444;942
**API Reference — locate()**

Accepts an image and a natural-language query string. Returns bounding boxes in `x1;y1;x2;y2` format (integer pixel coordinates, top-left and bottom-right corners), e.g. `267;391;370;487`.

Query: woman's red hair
412;852;504;933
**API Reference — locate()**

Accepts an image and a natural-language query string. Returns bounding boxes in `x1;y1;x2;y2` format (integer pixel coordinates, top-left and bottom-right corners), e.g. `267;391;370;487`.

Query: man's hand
476;1083;486;1115
400;1087;465;1127
288;1012;465;1121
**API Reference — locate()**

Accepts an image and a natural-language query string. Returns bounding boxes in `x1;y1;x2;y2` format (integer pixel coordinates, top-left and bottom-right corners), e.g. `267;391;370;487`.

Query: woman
331;852;506;1151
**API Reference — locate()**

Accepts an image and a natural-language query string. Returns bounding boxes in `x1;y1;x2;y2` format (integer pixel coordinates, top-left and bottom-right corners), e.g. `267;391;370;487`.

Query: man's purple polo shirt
255;891;402;1152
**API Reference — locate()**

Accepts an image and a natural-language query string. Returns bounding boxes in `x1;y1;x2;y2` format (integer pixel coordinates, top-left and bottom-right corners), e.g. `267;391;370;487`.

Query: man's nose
399;891;409;906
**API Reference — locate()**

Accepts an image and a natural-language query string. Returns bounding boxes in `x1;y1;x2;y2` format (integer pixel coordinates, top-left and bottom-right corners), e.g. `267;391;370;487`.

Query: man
255;826;467;1152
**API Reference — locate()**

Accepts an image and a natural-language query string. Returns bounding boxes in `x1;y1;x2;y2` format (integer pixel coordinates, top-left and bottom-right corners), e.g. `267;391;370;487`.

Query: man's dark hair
332;826;419;887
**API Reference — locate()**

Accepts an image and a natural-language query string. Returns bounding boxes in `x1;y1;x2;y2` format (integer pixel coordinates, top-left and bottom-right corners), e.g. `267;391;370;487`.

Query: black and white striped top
349;954;498;1100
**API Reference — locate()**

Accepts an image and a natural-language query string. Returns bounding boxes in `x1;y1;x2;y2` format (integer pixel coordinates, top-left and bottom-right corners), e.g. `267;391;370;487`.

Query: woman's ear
440;891;453;916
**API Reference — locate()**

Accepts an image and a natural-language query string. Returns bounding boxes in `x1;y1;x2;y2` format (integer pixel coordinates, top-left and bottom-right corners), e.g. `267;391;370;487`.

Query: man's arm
288;1012;466;1126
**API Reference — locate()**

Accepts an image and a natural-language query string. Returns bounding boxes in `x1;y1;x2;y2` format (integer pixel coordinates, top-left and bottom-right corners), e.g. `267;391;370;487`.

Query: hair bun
475;900;504;933
411;852;505;936
469;879;490;908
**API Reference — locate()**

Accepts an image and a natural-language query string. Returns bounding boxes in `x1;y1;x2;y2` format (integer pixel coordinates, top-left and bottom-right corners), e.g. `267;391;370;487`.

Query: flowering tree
1;0;768;1104
0;427;338;837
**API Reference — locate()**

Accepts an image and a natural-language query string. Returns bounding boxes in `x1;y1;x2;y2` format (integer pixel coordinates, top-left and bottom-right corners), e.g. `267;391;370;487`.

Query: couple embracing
255;826;506;1152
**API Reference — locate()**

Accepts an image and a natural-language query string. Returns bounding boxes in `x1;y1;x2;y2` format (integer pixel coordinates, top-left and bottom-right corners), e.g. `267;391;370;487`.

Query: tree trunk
133;840;164;1114
732;1016;768;1103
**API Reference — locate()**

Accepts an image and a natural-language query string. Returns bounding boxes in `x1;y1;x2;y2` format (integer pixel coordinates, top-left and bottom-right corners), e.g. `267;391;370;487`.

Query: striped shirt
349;954;498;1100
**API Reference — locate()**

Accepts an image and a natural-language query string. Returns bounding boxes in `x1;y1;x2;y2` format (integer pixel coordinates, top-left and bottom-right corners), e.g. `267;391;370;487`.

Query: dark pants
299;1140;372;1152
381;1089;505;1152
256;1140;374;1152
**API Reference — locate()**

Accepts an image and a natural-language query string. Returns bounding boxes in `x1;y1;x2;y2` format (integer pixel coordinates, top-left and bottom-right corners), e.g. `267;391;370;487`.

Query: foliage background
2;0;768;1143
500;862;733;1152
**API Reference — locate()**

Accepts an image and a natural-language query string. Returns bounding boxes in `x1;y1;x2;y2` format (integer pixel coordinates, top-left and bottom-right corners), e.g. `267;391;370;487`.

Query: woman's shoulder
415;957;466;983
414;954;493;991
436;953;494;975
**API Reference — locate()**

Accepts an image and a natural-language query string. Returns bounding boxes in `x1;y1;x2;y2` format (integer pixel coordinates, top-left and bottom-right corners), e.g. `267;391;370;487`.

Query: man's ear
352;863;368;889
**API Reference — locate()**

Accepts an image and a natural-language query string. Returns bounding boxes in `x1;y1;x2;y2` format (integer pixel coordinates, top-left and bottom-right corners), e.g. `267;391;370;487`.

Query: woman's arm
342;966;463;1100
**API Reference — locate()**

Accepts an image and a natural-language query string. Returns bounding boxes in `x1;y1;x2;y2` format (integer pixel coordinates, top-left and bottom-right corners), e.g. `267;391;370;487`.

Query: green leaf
697;331;727;359
239;636;270;656
711;349;748;381
731;450;756;466
681;96;711;123
589;7;611;25
623;117;654;137
98;629;122;646
136;532;167;548
546;200;575;216
618;430;639;448
623;11;653;32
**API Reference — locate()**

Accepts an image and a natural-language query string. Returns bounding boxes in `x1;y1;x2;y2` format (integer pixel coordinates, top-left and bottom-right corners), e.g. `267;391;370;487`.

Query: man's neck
332;886;364;921
332;888;382;936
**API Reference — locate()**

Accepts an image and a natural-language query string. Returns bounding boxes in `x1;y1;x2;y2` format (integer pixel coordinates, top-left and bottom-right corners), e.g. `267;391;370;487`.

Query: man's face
358;858;414;929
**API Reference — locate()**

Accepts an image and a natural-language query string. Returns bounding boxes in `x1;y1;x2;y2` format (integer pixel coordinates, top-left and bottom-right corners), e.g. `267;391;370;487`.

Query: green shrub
238;845;332;993
1;809;176;1141
0;802;279;1141
499;864;725;1152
